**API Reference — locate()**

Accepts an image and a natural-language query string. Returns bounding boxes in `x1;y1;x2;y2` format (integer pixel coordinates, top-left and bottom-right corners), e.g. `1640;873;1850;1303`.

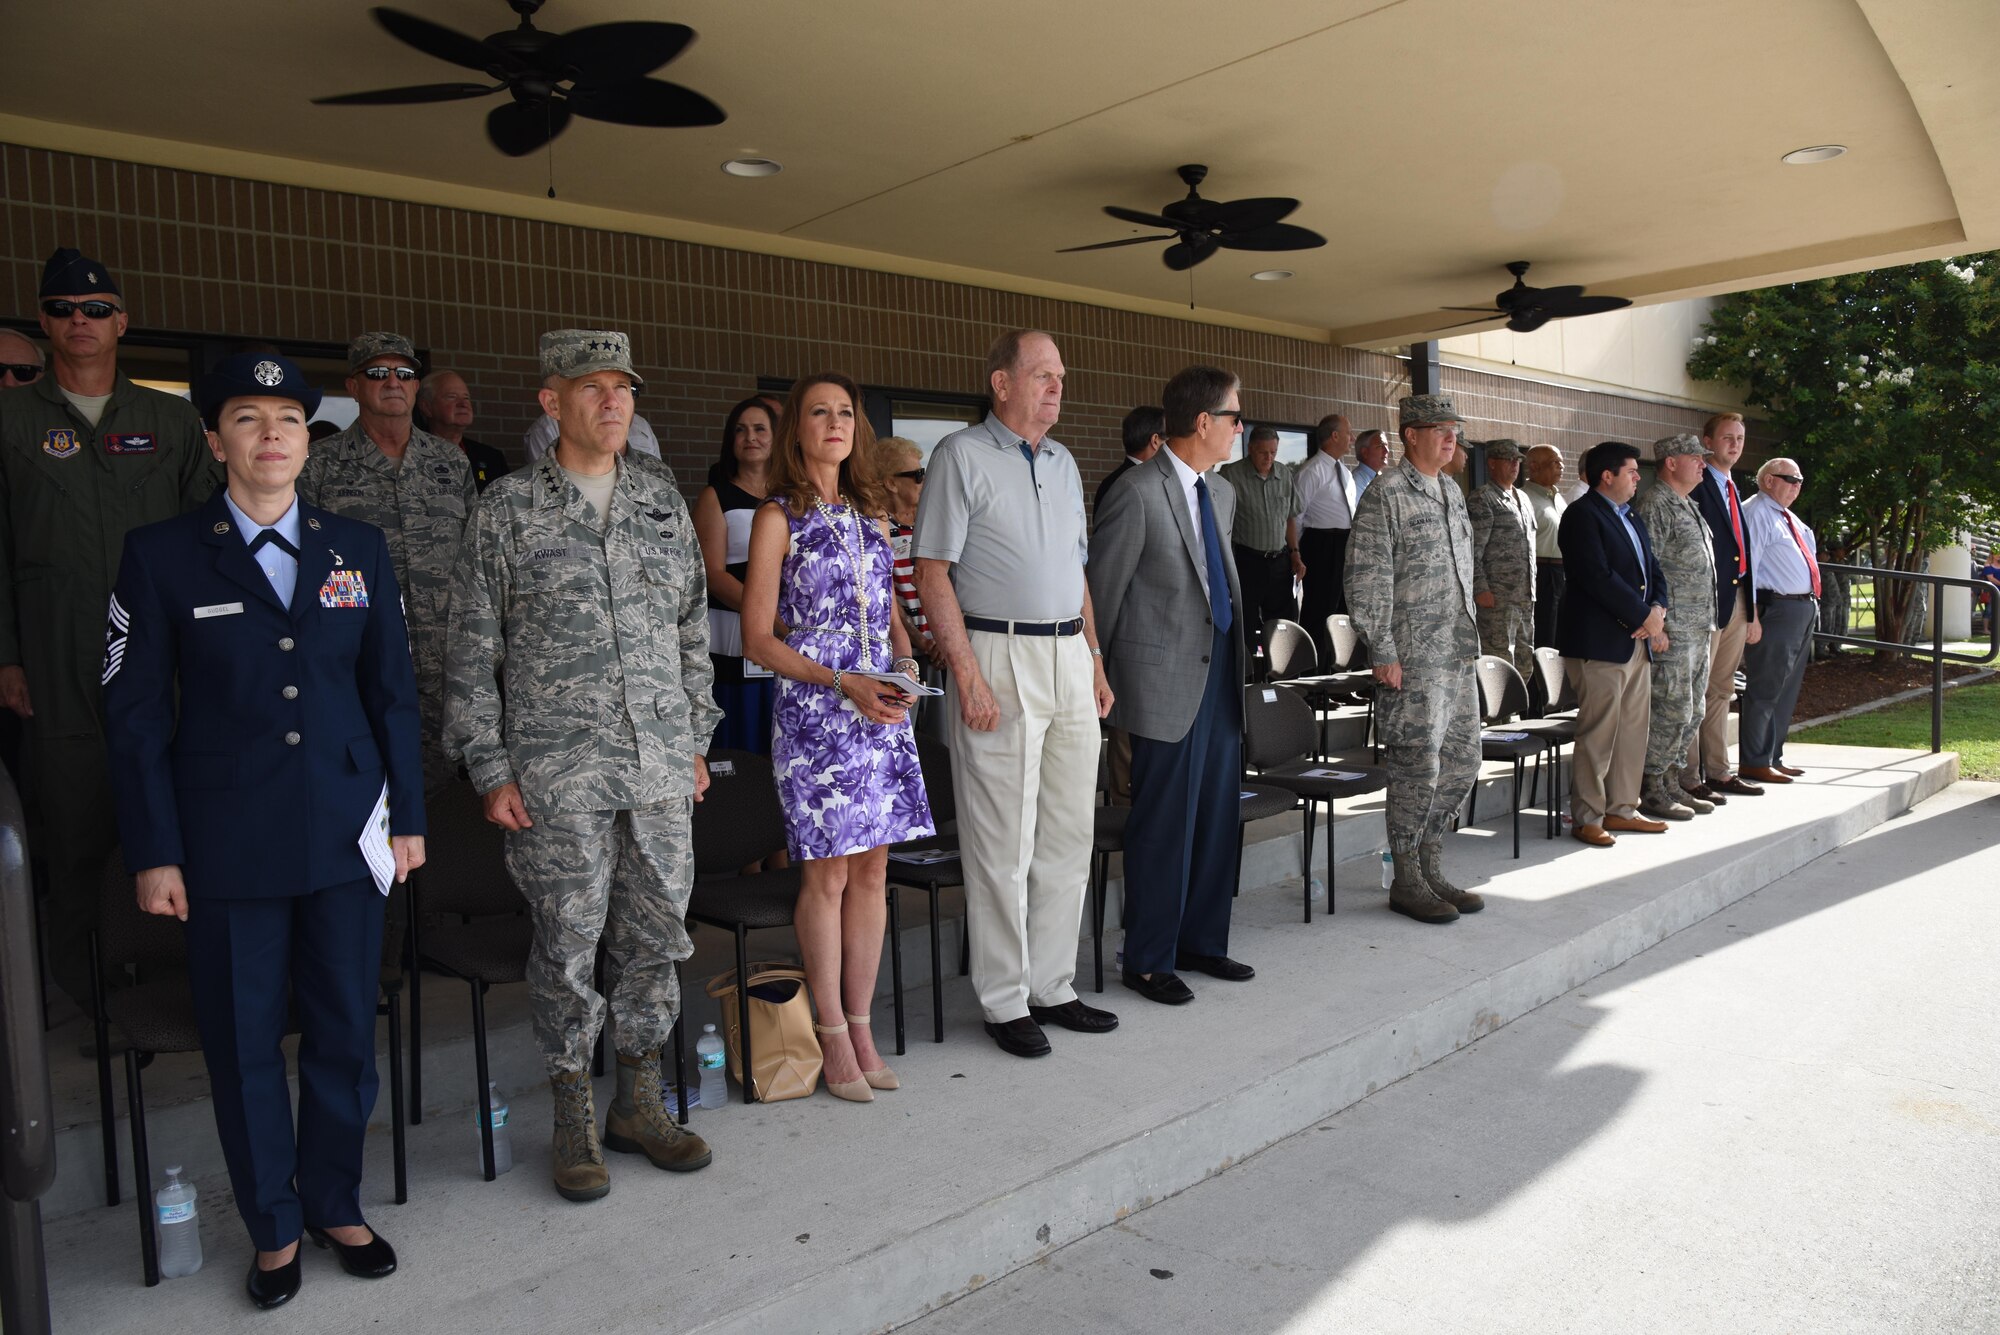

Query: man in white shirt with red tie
1294;413;1358;665
1738;458;1819;785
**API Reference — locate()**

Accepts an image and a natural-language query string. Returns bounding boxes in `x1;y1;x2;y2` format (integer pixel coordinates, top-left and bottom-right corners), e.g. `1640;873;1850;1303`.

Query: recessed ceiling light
1251;269;1294;281
1781;144;1847;166
721;157;782;177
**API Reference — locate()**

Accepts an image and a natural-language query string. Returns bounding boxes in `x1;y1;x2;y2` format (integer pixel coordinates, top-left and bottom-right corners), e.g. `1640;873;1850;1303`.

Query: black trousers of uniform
1232;543;1296;674
1122;627;1243;975
1534;559;1566;648
1298;525;1349;667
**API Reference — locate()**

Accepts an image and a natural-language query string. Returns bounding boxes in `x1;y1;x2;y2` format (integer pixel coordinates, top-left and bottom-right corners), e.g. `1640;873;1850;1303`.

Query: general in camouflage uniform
1467;437;1537;687
443;328;718;1202
1344;394;1483;925
0;249;218;1001
299;332;476;791
1633;433;1718;821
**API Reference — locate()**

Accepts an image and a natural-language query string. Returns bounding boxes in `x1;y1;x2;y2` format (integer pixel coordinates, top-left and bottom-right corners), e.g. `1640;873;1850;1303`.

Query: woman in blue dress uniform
102;353;426;1309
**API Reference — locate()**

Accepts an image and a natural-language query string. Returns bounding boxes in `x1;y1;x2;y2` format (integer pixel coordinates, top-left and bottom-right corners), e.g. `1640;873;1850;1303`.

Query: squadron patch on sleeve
102;594;129;685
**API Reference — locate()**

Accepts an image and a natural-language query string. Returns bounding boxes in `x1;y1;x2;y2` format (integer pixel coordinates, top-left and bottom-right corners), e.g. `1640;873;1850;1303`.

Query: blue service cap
41;247;121;299
196;353;323;430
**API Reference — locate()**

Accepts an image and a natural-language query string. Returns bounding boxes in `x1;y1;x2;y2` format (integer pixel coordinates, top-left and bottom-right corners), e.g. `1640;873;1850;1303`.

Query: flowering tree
1687;253;2000;653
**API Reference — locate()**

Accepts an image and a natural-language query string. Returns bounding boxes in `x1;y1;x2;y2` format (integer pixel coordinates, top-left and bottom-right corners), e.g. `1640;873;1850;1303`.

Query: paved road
907;782;2000;1335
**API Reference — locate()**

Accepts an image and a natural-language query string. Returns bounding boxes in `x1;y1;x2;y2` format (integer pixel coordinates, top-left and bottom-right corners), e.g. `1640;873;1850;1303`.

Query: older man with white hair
1737;457;1820;785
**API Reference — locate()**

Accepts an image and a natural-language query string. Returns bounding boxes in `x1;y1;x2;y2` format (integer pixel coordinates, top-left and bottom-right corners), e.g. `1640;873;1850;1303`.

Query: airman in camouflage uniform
1467;437;1537;686
1633;433;1718;821
299;332;476;790
1345;394;1483;925
444;328;718;1202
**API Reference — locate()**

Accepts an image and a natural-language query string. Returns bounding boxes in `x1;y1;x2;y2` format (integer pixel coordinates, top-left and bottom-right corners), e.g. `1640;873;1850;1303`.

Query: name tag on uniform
193;602;244;619
103;433;157;454
319;570;370;609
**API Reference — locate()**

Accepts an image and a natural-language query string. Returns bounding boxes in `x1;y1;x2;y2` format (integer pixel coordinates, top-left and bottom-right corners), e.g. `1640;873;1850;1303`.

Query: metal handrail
0;765;53;1334
1813;562;2000;754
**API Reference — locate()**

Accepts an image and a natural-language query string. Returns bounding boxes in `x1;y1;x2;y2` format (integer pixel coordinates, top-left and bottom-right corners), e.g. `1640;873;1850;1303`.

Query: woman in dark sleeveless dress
742;373;934;1103
693;396;779;753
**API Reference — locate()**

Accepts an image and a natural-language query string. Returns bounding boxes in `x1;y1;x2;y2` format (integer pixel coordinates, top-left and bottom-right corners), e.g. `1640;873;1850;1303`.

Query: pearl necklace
812;493;870;649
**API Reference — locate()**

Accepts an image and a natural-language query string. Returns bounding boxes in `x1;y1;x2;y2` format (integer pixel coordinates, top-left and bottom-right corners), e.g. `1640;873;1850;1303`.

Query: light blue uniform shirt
1614;500;1648;585
225;490;302;609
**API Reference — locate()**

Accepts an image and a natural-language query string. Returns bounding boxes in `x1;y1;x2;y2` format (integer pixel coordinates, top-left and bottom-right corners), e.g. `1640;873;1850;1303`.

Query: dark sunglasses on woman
894;468;926;483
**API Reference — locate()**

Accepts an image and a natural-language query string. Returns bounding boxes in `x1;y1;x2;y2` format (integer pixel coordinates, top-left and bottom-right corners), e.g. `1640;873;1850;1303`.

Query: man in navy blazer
1089;366;1253;1004
1556;441;1669;846
1685;411;1764;801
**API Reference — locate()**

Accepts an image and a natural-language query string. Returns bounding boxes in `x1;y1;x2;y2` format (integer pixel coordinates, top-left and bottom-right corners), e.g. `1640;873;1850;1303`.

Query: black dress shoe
983;1016;1052;1058
1121;971;1195;1005
246;1251;302;1310
1176;953;1256;981
307;1226;398;1279
1028;999;1120;1033
1709;774;1765;796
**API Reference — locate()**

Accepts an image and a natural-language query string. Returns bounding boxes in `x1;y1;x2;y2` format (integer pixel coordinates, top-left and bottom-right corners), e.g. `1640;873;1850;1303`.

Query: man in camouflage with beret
1468;438;1537;688
1345;394;1483;925
300;333;476;790
444;328;718;1203
1634;433;1718;821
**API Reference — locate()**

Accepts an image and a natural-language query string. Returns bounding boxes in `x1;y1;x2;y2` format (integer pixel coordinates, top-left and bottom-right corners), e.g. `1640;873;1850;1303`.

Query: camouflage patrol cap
1398;394;1462;427
1654;432;1705;461
1484;438;1523;461
539;328;645;389
347;331;419;372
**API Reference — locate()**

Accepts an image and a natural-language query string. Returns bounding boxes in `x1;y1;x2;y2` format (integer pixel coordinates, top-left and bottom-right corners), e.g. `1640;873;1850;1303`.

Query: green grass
1792;677;2000;780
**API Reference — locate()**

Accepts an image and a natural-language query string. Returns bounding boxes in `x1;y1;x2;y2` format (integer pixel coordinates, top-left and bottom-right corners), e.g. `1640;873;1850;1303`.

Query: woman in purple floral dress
742;372;934;1102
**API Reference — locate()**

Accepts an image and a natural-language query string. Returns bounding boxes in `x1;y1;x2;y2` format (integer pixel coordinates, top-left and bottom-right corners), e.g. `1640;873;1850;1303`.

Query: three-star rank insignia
42;428;79;459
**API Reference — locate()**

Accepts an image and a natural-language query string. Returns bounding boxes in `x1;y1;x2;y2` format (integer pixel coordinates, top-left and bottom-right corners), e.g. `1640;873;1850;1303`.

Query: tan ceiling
4;0;1996;345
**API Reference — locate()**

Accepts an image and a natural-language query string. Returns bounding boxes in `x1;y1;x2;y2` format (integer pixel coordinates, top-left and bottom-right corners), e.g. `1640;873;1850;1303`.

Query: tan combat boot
603;1050;714;1173
1418;841;1483;914
1388;848;1458;924
550;1068;610;1202
1638;771;1695;821
1666;765;1714;814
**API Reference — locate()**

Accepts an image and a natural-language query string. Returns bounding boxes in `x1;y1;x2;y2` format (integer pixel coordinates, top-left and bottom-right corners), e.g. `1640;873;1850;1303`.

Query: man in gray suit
1089;365;1253;1005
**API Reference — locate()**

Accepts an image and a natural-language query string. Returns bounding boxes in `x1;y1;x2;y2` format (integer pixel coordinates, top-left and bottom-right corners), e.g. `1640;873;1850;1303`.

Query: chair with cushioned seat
1240;684;1390;923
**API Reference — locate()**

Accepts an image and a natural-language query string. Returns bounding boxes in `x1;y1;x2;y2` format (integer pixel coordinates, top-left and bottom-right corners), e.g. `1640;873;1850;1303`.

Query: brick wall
2;143;1741;499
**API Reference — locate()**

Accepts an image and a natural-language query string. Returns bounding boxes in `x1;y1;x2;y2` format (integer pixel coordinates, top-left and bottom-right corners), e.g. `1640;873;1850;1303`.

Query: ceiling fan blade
1432;314;1510;331
1163;235;1220;271
487;98;571;157
1206;196;1299;231
1506;310;1556;334
1546;294;1633;317
1104;205;1182;231
544;21;694;85
1443;305;1505;313
313;82;500;107
568;78;726;128
1057;236;1176;253
1218;223;1327;252
373;7;514;76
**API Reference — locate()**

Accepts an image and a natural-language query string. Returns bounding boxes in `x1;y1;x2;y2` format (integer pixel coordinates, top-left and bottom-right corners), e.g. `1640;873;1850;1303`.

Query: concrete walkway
908;781;2000;1335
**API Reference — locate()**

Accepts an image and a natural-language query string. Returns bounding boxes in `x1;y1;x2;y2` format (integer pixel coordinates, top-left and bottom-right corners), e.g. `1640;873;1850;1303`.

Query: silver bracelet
831;668;846;693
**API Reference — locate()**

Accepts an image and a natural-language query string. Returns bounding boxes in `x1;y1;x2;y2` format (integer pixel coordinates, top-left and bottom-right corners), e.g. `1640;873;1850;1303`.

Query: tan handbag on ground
704;962;822;1102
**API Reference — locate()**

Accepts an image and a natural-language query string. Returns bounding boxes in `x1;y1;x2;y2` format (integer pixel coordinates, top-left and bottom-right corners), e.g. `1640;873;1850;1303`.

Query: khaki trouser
1690;586;1752;781
948;631;1097;1023
1567;653;1651;828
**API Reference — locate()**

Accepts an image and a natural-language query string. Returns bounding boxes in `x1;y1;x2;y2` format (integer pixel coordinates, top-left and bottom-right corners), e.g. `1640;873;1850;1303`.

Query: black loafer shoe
1176;953;1256;981
307;1226;398;1279
1028;999;1120;1033
246;1251;302;1310
1121;971;1195;1005
983;1016;1052;1058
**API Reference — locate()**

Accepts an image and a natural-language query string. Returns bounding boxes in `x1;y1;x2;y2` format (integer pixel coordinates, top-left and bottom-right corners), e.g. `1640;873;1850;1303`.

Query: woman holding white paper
102;352;424;1309
741;372;934;1103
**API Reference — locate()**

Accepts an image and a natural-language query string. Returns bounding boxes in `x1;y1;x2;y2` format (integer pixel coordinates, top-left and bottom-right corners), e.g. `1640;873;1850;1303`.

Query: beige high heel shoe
811;1022;874;1102
847;1012;900;1091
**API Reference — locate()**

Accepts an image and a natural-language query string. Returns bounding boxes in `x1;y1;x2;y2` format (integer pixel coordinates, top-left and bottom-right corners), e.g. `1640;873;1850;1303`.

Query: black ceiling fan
1059;164;1327;272
312;1;725;158
1439;261;1633;333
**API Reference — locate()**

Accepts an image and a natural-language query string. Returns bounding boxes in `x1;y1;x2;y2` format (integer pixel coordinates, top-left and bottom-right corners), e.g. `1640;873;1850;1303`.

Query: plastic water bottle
696;1024;728;1109
1380;848;1394;890
479;1081;514;1176
155;1166;203;1278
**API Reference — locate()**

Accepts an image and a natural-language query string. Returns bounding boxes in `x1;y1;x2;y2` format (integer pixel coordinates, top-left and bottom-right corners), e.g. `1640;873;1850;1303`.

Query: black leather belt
964;615;1084;636
1765;592;1817;601
1536;558;1563;565
1235;544;1288;560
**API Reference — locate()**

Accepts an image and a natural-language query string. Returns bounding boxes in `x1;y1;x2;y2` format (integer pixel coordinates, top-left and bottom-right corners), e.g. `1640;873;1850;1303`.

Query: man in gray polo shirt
913;329;1119;1058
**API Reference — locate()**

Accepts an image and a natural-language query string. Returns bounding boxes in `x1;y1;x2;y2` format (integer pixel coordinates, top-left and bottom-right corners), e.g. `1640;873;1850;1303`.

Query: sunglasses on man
357;365;420;382
894;468;926;482
2;363;42;383
1771;473;1805;485
41;299;123;321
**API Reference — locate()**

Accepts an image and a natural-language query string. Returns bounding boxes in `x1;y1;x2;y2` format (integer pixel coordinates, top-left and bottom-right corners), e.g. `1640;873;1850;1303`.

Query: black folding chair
1240;684;1390;922
685;750;803;1105
1086;741;1129;993
1264;617;1373;757
1471;656;1569;856
886;734;962;1046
